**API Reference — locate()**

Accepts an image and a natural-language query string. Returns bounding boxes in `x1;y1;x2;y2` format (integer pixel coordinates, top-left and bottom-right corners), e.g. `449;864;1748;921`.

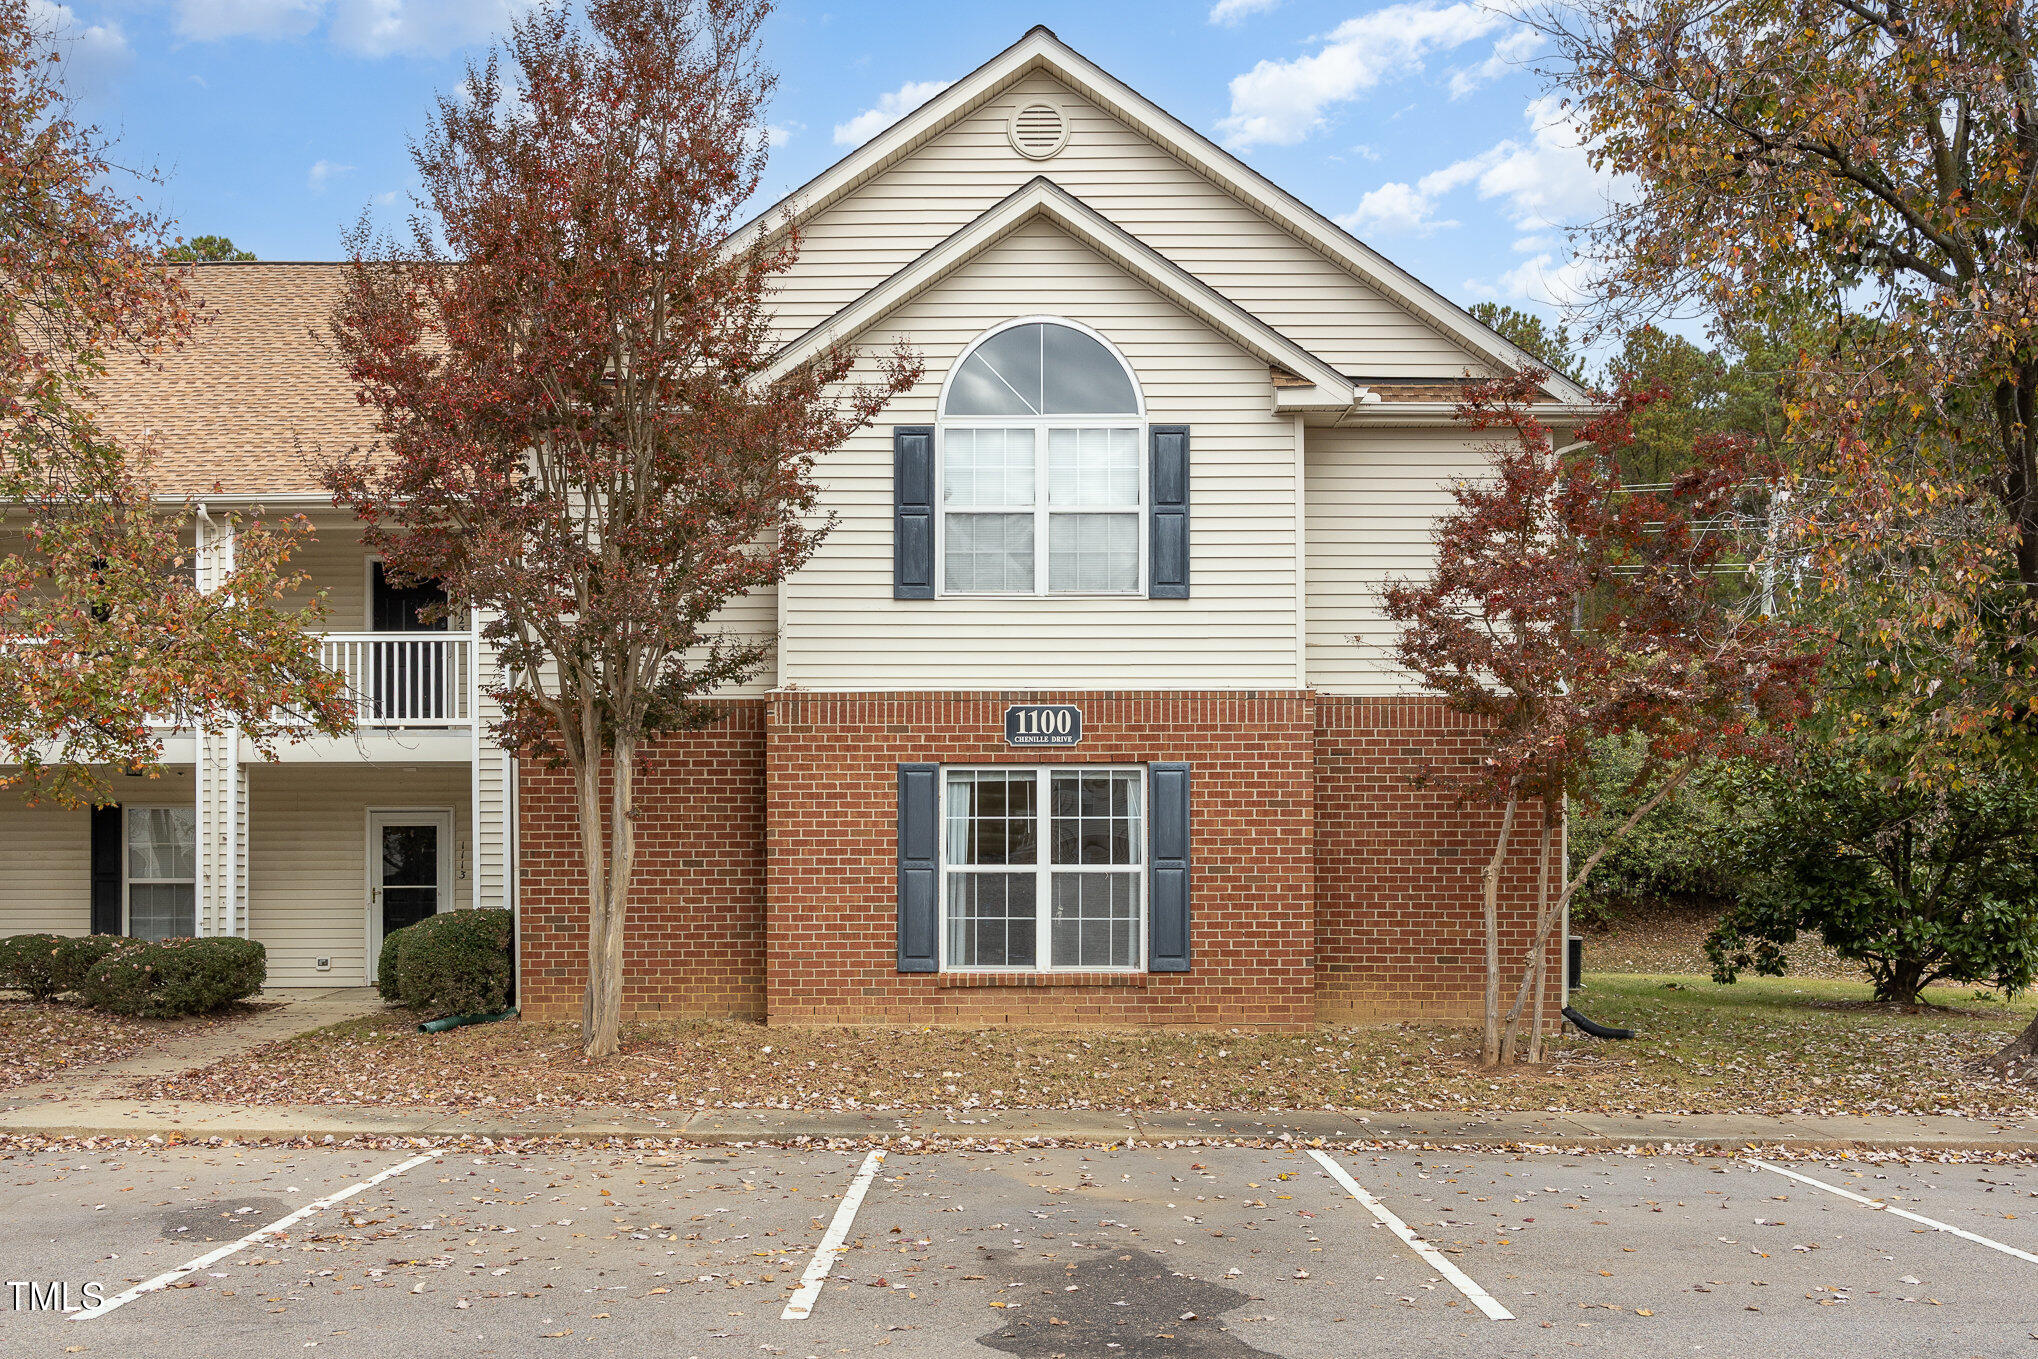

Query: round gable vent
1009;101;1070;160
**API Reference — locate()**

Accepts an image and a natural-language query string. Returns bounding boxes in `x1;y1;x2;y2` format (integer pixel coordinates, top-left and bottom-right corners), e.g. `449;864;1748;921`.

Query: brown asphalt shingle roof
94;262;376;498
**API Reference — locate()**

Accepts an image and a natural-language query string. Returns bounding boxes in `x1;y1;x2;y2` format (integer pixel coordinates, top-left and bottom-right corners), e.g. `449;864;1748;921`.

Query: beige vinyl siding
277;519;367;624
245;763;471;986
782;217;1299;690
0;796;92;936
700;584;778;696
1305;423;1493;694
772;72;1487;379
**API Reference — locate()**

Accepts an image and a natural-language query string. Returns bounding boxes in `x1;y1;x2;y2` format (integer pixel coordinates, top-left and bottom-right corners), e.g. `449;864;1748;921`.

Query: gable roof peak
740;27;1592;405
765;174;1355;411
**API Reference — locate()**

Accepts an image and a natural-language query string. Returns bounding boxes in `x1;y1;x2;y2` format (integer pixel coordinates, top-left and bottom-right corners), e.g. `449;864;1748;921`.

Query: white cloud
329;0;533;58
833;79;952;147
1446;27;1539;99
1217;1;1505;148
1337;180;1455;236
307;158;354;193
175;0;323;41
175;0;532;56
1428;93;1611;233
28;0;131;91
1440;96;1623;307
1209;0;1280;25
1336;156;1499;237
1463;251;1596;309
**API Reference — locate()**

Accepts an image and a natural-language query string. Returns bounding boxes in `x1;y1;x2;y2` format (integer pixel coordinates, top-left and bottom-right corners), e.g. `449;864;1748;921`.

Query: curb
2;1101;2035;1155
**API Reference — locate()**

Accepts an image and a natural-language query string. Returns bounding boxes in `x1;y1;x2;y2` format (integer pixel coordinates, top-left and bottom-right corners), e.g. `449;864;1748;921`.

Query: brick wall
516;701;768;1022
511;690;1564;1034
765;691;1318;1030
1314;695;1565;1027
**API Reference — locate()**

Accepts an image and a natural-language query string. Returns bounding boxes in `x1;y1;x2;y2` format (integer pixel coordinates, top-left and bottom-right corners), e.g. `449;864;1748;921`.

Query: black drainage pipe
1562;1005;1634;1040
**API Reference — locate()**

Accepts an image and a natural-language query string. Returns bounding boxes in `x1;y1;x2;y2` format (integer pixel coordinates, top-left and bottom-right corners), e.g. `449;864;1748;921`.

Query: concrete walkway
0;1097;2033;1153
1;985;386;1104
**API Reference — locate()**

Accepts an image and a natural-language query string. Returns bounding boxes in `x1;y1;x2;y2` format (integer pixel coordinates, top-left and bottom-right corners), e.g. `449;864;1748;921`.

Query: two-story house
0;28;1584;1031
0;263;514;988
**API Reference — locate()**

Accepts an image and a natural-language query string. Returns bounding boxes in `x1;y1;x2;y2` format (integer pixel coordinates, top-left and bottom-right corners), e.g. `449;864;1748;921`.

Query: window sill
935;971;1149;989
932;592;1149;602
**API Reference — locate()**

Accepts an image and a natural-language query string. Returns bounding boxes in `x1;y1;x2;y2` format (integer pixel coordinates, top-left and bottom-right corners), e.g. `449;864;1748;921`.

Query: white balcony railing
319;632;472;728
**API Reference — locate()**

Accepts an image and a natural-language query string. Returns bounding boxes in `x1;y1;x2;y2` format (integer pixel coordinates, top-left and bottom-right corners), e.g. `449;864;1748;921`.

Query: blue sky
45;0;1607;327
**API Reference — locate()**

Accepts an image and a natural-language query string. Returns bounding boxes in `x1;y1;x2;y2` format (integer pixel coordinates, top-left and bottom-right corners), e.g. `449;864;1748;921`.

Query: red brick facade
515;691;1563;1032
765;691;1317;1029
517;701;769;1022
1314;696;1563;1024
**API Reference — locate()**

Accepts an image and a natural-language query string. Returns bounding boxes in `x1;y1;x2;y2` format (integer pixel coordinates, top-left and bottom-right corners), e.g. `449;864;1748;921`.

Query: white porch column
192;510;245;937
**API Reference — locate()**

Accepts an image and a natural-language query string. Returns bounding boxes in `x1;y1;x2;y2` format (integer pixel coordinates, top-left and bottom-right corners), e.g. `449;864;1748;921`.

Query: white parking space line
1307;1149;1514;1322
782;1148;886;1322
1748;1158;2038;1266
70;1148;445;1321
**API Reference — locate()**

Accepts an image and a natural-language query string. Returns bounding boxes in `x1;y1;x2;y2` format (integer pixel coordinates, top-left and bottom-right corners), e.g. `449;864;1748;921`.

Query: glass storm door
369;811;449;975
369;561;450;721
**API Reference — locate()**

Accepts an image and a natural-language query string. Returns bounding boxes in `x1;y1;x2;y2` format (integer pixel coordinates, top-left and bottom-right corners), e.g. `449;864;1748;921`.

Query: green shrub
376;927;410;1006
1707;749;2038;1005
80;937;266;1018
380;909;512;1019
53;935;129;993
0;933;129;1000
1571;735;1751;926
0;934;76;1000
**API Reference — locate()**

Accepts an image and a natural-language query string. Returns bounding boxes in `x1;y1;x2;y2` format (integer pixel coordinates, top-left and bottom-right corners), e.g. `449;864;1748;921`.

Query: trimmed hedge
55;935;129;992
80;937;266;1018
0;934;76;1000
378;909;512;1019
376;928;409;1006
0;934;132;1000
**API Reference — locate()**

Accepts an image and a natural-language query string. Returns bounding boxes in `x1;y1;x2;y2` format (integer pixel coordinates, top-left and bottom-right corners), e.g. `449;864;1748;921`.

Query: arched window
938;319;1144;595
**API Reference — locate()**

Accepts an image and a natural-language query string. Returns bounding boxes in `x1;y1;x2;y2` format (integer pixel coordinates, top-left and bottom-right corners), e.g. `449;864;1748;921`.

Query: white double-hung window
126;806;196;940
938;319;1144;596
942;766;1145;971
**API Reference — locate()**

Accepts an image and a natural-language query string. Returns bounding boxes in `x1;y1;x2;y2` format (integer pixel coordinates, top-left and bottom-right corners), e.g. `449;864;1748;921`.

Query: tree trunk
573;750;608;1050
1500;765;1695;1055
1500;808;1555;1065
1527;808;1556;1065
1481;795;1521;1067
1993;1009;2038;1071
582;736;639;1059
1878;957;1928;1009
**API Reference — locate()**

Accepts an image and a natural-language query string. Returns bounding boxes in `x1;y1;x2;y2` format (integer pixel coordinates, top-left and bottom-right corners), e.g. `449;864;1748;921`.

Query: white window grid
124;804;196;940
936;417;1147;596
935;317;1146;598
937;765;1148;973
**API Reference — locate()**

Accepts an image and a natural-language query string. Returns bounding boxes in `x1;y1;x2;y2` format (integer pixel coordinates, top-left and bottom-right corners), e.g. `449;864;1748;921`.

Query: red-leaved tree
323;0;918;1057
1386;372;1824;1064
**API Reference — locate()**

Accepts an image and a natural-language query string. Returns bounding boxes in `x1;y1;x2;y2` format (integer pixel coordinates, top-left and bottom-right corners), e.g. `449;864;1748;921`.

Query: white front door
366;809;453;982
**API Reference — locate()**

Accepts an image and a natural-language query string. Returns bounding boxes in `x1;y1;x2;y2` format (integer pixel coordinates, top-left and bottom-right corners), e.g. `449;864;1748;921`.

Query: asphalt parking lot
3;1141;2036;1358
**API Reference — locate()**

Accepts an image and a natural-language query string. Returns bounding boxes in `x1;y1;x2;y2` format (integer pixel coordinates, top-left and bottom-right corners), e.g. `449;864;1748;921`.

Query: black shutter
1149;425;1190;599
893;426;935;600
1148;763;1190;971
90;805;122;936
897;763;940;972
